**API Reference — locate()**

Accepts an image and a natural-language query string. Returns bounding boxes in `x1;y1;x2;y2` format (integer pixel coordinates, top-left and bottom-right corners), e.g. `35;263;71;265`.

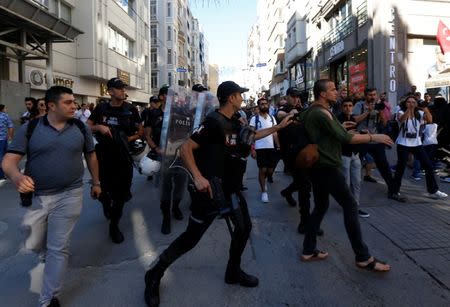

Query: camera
20;192;33;207
374;103;385;111
405;132;417;139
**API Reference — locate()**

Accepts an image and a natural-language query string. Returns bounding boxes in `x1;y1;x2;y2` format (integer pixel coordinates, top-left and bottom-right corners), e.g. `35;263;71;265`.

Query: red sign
350;83;365;94
349;62;366;75
350;73;366;84
437;20;450;54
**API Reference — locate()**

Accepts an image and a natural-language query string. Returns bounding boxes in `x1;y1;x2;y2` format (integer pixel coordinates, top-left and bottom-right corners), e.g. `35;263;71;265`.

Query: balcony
357;1;368;28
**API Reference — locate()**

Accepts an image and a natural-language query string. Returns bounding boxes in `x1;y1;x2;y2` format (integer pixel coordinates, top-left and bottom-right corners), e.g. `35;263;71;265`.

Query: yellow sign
100;83;108;96
117;69;130;85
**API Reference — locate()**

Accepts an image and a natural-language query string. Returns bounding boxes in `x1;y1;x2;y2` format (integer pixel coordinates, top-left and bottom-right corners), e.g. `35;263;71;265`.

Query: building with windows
150;0;209;95
0;0;152;120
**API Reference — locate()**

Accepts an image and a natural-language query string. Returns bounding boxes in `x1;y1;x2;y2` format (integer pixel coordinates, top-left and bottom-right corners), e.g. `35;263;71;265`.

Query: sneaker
358;209;370;218
280;189;297;207
428;190;448;199
363;175;378;183
388;192;407;203
410;175;421;181
261;192;269;203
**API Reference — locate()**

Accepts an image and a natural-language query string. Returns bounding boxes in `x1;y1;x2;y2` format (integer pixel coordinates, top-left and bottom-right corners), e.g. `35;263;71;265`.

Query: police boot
172;199;183;221
160;201;171;235
109;223;124;244
144;263;165;307
225;263;259;288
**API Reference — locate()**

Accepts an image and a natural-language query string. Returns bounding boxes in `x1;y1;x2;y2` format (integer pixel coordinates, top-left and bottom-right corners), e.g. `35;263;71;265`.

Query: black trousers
394;144;438;194
359;143;395;194
158;190;252;272
283;170;311;222
303;167;370;262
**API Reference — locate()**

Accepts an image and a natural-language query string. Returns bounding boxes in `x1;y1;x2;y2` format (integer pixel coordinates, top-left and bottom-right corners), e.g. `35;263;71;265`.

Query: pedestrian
249;97;279;203
0;104;14;182
300;79;391;272
21;97;35;124
88;77;143;244
1;86;101;307
75;103;91;123
392;96;447;199
337;98;369;218
353;87;404;201
143;81;293;307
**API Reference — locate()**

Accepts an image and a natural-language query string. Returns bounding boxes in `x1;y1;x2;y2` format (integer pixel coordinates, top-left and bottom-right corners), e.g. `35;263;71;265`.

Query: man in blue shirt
0;104;13;180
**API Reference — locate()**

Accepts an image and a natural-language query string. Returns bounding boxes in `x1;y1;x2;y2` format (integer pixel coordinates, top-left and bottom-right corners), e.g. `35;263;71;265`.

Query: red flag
437;20;450;54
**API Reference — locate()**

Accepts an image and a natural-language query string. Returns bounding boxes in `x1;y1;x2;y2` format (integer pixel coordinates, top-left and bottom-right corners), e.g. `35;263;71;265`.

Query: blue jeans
342;153;362;205
0;139;7;178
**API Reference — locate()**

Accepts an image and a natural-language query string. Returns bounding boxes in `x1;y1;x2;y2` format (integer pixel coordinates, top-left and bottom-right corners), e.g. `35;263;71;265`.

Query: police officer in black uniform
88;78;143;244
277;87;323;235
143;81;293;307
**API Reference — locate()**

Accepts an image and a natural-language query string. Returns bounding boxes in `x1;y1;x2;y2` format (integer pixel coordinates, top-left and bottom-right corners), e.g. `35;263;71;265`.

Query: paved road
0;157;449;307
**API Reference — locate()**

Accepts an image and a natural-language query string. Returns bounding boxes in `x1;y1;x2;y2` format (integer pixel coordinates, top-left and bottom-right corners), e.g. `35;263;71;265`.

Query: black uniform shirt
190;110;242;192
144;107;164;147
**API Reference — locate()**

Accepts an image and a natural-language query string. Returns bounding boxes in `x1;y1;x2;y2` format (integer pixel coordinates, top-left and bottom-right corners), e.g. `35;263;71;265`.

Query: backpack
290;105;331;169
26;117;88;152
252;113;275;130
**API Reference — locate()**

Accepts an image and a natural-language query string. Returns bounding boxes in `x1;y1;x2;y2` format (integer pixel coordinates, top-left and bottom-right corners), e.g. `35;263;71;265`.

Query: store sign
29;69;74;88
388;8;397;93
100;83;108;96
349;62;366;75
330;41;344;58
117;69;130;85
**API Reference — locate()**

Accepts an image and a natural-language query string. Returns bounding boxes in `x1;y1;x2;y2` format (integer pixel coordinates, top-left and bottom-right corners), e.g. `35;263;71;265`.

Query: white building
0;0;152;120
150;0;209;94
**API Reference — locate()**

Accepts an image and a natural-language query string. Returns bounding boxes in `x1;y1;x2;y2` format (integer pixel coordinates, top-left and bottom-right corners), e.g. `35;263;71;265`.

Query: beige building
208;64;219;94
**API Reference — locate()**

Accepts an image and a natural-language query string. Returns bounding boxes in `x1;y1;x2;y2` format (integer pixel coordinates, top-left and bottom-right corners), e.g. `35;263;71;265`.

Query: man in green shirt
300;79;391;272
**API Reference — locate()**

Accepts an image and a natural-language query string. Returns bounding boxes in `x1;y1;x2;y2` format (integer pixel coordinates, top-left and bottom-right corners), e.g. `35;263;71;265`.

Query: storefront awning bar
0;0;83;42
0;37;47;57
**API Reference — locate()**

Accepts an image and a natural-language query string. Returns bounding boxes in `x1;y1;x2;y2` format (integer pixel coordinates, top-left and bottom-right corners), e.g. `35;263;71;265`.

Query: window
168;72;172;86
108;26;133;58
167;49;172;64
151;72;158;88
59;2;71;22
150;0;156;18
145;55;149;71
151;48;157;68
167;26;172;41
150;25;157;44
167;2;172;17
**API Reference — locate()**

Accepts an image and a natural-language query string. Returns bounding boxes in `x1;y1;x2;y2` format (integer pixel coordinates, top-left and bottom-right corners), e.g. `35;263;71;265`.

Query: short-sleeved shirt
0;112;13;141
302;106;352;168
353;101;380;134
144;107;164;147
89;101;141;144
190;110;242;192
249;113;276;149
7;116;95;195
395;110;424;147
75;109;91;123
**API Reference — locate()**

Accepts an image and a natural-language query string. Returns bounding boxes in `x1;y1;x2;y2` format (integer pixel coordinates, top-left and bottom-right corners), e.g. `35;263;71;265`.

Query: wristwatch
91;180;101;187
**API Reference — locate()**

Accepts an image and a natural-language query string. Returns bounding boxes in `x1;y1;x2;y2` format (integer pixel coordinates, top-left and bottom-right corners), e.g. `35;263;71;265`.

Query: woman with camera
392;96;447;199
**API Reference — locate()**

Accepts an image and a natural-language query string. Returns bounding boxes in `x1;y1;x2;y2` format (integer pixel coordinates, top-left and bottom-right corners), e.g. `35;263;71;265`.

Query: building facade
150;0;209;95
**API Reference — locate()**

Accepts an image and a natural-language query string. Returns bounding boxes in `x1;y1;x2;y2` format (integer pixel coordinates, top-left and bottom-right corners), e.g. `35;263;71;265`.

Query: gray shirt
353;101;380;134
7;116;95;195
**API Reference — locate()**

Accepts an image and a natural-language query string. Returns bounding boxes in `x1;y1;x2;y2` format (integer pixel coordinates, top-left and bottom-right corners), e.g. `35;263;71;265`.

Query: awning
425;71;450;88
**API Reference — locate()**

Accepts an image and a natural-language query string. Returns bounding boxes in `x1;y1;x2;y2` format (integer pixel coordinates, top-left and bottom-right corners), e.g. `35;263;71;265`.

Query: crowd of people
0;78;449;307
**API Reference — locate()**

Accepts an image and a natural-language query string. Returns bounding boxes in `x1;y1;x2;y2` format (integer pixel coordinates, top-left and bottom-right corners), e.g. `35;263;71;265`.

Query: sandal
301;250;328;262
356;257;391;272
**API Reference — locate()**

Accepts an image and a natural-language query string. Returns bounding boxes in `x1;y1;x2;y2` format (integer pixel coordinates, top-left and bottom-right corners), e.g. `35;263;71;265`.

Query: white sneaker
261;192;269;203
428;190;448;199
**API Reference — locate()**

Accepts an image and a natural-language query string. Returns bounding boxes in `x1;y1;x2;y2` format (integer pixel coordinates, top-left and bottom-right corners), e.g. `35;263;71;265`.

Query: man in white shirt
249;97;279;203
75;103;91;123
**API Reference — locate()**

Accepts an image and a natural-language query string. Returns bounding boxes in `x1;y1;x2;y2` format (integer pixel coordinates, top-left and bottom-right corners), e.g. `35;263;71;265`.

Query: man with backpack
300;79;391;273
249;97;279;203
88;78;143;244
2;86;101;307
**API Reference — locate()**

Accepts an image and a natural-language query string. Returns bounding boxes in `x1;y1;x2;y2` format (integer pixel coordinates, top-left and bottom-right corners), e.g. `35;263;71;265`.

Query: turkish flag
437;20;450;54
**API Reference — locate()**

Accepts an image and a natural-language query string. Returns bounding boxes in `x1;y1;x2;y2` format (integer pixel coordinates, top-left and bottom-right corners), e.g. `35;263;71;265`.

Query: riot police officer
88;78;143;244
143;81;293;307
